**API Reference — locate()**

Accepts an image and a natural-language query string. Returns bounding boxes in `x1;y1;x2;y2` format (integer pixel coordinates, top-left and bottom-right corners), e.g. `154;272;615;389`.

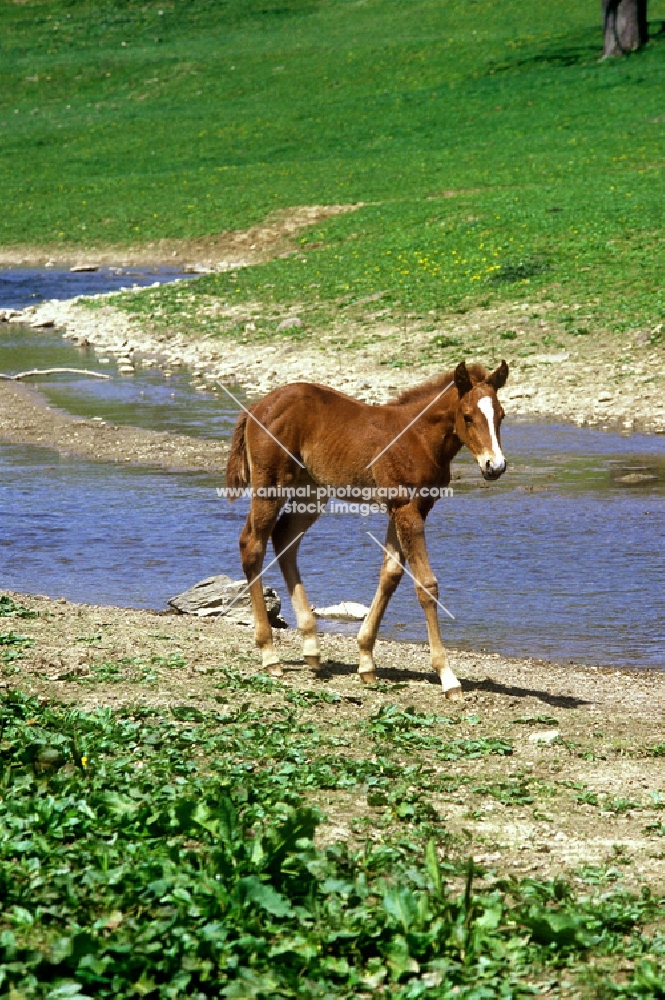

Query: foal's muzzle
481;458;507;481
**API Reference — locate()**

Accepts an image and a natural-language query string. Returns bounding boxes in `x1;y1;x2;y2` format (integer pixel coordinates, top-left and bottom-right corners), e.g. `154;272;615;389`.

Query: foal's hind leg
393;504;462;700
272;510;321;672
356;518;405;684
239;497;283;676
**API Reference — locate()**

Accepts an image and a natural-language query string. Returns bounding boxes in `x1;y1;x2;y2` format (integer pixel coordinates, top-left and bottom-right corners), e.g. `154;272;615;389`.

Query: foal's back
246;381;407;483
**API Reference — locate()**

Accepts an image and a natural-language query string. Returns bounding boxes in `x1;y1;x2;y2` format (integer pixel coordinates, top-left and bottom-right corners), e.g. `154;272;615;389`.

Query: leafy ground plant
0;596;38;620
0;632;34;676
1;691;664;999
367;704;513;758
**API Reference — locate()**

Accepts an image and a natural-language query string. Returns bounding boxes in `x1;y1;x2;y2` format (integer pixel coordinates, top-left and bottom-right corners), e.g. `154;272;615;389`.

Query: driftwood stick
0;368;111;381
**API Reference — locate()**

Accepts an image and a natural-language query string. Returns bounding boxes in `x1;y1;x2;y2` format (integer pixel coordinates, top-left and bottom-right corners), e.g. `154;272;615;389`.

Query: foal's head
453;360;509;481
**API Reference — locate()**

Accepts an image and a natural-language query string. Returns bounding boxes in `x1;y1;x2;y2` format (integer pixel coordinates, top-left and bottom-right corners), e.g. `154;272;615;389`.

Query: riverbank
0;379;228;472
4;273;664;435
4;588;665;892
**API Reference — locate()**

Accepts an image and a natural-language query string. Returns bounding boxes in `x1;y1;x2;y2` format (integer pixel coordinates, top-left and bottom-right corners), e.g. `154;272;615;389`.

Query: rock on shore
169;574;287;628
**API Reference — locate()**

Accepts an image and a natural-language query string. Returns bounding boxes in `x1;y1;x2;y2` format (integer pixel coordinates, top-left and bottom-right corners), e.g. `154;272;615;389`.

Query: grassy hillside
2;0;664;328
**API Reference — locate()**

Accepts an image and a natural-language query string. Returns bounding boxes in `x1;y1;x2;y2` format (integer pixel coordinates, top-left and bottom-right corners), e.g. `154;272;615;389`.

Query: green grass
1;689;665;999
2;0;665;332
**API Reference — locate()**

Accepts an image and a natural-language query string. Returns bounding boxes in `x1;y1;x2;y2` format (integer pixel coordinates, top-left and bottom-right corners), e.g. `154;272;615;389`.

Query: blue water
0;422;662;670
0;266;191;311
0;448;226;610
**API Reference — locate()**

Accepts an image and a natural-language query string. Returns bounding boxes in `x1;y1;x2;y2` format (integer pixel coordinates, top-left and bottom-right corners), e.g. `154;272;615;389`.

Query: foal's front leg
393;504;462;700
357;518;404;683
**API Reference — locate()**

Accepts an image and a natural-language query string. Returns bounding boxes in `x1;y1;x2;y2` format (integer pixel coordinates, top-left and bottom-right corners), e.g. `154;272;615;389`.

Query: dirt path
0;380;228;472
5;590;664;892
0;204;358;269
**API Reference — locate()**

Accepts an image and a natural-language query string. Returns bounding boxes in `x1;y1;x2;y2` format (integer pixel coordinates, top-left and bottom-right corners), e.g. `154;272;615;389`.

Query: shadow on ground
283;658;593;709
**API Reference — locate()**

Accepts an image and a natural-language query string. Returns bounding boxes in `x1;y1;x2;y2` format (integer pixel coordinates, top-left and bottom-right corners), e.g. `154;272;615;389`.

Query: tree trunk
602;0;648;56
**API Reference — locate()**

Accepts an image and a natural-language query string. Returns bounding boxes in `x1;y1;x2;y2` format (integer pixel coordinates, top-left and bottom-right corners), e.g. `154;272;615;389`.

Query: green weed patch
1;691;664;998
367;705;513;758
0;596;38;620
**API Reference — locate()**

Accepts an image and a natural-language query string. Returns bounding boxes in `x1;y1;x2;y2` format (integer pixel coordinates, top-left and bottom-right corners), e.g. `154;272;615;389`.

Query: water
0;265;191;311
0;401;662;670
0;272;663;669
0;447;229;610
0;324;242;439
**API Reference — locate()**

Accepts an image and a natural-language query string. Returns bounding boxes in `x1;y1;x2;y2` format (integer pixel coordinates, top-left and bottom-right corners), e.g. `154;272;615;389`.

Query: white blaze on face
476;396;506;474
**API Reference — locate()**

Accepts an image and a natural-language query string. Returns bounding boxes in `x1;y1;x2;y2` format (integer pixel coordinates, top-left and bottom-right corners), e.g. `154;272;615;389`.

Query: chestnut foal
226;360;509;699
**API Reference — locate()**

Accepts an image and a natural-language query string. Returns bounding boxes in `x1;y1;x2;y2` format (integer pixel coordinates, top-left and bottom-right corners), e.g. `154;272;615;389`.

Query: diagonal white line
366;380;454;469
217;381;306;469
219;532;305;617
367;531;456;621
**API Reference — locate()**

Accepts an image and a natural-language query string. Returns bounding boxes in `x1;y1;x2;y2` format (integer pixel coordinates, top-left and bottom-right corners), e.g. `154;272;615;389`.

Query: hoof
304;654;321;672
359;671;377;686
262;650;282;677
439;665;461;698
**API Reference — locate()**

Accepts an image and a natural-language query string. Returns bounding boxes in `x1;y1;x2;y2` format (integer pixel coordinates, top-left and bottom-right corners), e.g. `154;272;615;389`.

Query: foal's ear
487;360;509;391
454;361;473;397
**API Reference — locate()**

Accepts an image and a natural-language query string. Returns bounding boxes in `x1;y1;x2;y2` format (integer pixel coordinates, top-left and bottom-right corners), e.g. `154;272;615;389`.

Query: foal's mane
390;364;489;405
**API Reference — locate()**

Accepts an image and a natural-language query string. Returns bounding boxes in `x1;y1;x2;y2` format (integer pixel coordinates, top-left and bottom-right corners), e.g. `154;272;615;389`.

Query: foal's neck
401;390;462;465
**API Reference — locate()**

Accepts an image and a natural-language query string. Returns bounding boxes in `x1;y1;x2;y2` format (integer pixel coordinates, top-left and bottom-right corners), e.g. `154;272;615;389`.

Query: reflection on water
0;325;242;439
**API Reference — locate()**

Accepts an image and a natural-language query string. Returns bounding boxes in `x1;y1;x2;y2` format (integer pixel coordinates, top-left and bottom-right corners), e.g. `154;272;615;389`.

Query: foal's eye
463;414;473;425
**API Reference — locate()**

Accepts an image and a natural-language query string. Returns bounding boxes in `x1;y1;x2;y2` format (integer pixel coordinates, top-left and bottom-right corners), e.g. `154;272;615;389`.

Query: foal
226;360;509;699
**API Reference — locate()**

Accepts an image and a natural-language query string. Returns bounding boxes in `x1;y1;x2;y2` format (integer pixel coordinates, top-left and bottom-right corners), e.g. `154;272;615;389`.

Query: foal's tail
226;412;250;492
